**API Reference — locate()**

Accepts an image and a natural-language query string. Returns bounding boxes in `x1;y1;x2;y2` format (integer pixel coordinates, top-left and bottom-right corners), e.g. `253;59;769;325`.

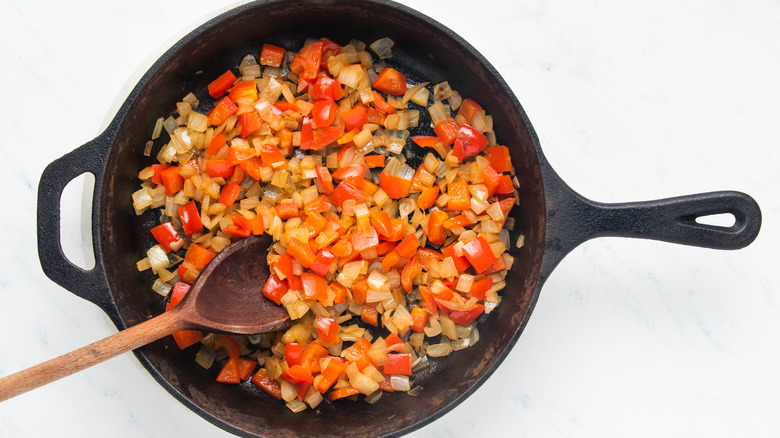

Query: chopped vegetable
133;36;517;412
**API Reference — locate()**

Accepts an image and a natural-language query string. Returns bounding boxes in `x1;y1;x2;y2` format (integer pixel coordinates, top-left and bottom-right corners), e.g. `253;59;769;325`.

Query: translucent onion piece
407;385;424;397
151;279;172;297
194;346;216;369
390;375;411;392
427;343;453;357
364;389;383;404
369;37;394;59
286;399;307;413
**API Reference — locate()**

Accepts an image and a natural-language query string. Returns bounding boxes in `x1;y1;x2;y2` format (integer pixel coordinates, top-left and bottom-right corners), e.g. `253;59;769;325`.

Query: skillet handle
541;166;762;278
583;191;761;248
37;131;114;315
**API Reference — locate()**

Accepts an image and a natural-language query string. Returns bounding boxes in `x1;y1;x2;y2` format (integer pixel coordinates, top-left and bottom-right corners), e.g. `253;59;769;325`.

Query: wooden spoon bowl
0;234;289;401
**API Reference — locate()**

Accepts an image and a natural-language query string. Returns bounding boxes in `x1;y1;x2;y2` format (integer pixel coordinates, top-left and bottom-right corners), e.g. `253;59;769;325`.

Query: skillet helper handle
0;309;185;402
37;132;112;311
585;191;761;249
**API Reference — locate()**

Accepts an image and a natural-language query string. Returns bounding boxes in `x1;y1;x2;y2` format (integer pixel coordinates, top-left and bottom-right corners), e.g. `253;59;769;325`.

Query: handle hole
694;212;736;228
60;172;96;270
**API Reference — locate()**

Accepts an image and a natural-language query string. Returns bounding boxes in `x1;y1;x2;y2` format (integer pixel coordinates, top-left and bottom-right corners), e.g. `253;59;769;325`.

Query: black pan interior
99;1;546;436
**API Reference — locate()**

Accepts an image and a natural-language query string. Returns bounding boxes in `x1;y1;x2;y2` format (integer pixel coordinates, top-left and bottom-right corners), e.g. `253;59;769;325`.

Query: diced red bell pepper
251;368;282;399
290;41;323;82
207;69;237;98
301;211;328;239
394;233;420;258
223;213;252;238
315;166;335;194
148;164;170;185
301;341;329;374
259;143;287;168
312;75;343;101
330;283;348;304
287;238;316;268
449;303;485;325
351;228;379;252
238;156;264;181
469;277;494;300
178;200;203;236
361;302;379;326
381;250;401;272
442;242;471;273
496;174;515;194
207;96;239;127
373;67;407;95
301;272;328;301
312;126;343;150
205;160;235;180
216;356;241;384
447;179;471;210
341;104;368;131
330;181;365;208
218;183;241;208
262;274;288;305
304;194;332;214
300;116;314;149
481;165;503;197
259;43;285;67
315;358;348;394
384;354;412;375
457;98;483;125
285;342;303;366
417;186;439;210
462;236;496;274
418;285;438;315
312;99;338;127
314;317;341;346
160;165;183;196
184;243;215;271
331;163;366;188
282;364;314;385
411;136;441;149
379;172;411;199
452;124;488;162
275;203;299;219
206;133;227;157
416;248;443;272
427;210;449;245
351;276;368;304
364;154;385;169
401;256;421;293
327;387;360;401
434;117;460;145
150;222;183;253
370;91;395;115
484;145;512;173
239;111;263;138
273;252;294;280
409;306;429;333
310;248;335;276
228;80;258;103
370;210;393;239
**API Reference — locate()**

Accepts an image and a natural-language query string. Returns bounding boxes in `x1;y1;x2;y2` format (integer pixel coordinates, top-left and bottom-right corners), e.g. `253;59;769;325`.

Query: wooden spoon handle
0;310;185;402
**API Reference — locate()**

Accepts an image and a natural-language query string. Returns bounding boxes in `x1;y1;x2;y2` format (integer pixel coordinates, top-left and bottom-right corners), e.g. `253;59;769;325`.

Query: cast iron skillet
36;1;761;437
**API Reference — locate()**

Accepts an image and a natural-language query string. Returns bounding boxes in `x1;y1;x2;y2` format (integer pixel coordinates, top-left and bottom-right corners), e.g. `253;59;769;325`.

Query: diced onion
286;399;307;413
369;37;394;59
390;375;411;392
427;343;452;357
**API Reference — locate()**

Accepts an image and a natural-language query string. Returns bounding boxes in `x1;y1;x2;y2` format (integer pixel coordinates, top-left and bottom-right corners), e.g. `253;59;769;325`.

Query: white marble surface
0;0;777;436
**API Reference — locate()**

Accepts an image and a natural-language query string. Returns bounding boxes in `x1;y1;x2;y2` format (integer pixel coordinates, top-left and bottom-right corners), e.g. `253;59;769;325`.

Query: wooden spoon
0;234;290;402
